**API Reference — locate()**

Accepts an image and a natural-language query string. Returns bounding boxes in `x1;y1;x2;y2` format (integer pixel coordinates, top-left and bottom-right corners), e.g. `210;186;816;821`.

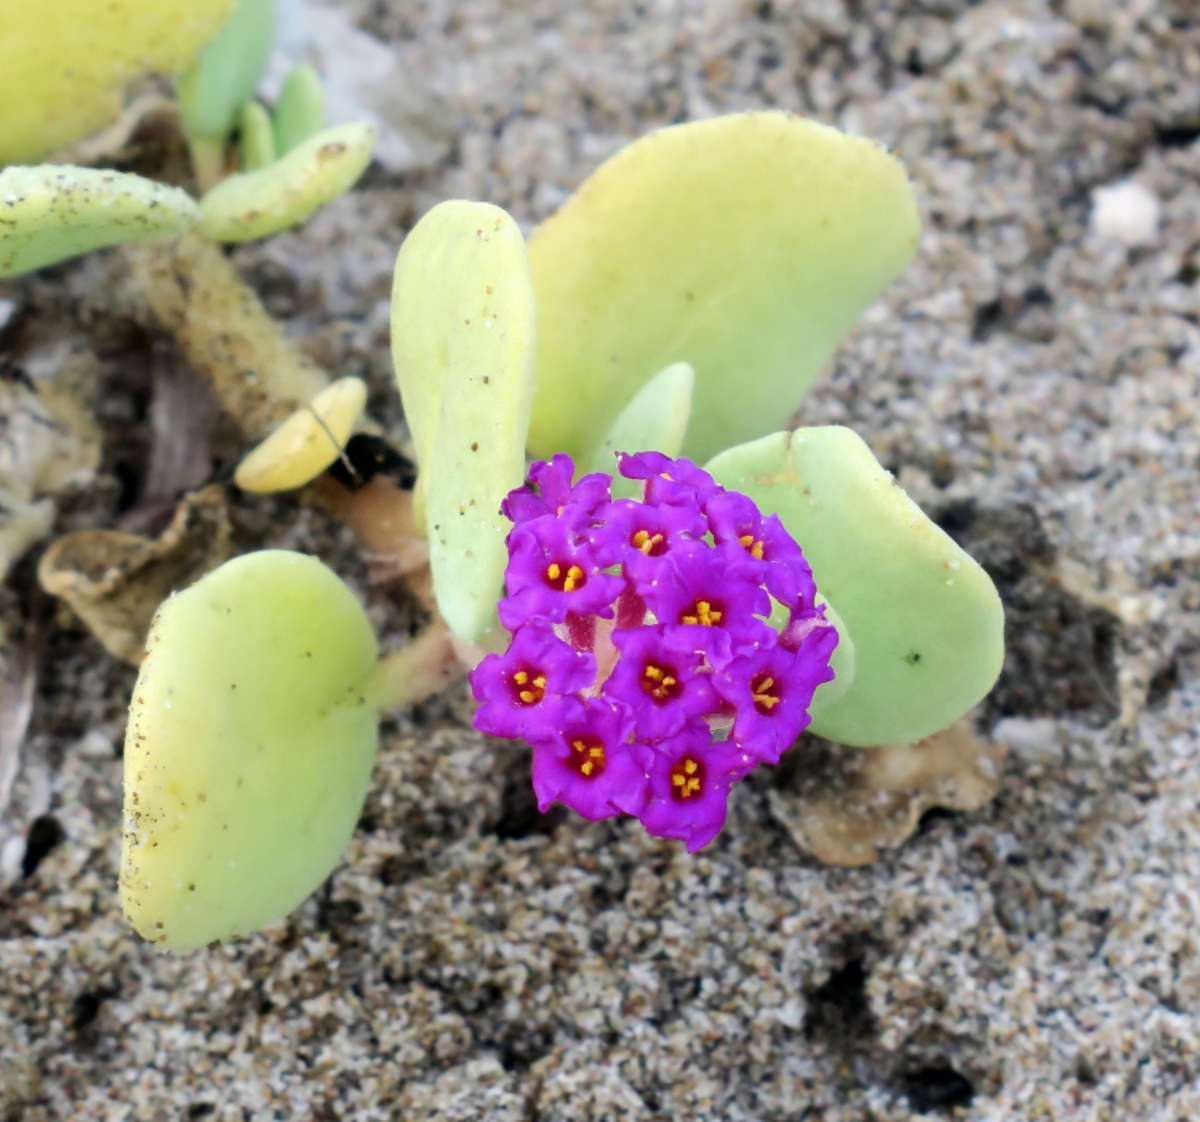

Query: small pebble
1090;181;1161;247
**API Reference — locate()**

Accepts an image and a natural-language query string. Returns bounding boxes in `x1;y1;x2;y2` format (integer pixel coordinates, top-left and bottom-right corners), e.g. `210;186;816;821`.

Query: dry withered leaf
368;621;465;712
0;501;56;579
118;355;222;537
37;484;231;663
311;471;430;588
0;620;40;889
0;623;36;822
49;94;180;166
769;721;1004;867
0;339;102;576
142;357;221;509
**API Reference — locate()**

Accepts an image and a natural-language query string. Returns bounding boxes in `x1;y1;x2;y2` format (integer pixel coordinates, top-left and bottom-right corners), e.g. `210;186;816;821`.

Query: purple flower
590;496;709;572
617;451;723;509
470;624;597;740
638;724;745;852
636;542;772;668
713;622;838;765
530;699;649;821
499;516;626;629
601;625;719;742
501;453;612;527
778;606;835;655
475;453;836;856
705;491;818;611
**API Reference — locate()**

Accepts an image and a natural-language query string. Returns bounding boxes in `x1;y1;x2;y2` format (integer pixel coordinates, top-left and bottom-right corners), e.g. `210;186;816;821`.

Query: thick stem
362;622;465;713
127;232;329;440
189;135;229;195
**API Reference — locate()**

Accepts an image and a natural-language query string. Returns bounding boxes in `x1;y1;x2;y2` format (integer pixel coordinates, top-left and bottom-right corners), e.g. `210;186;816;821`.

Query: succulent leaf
121;550;378;951
810;599;856;713
390;201;537;642
0;166;200;278
0;0;236;166
238;101;277;172
199;121;377;242
591;361;693;498
706;426;1004;747
234;377;368;493
176;0;278;143
527;112;920;465
273;65;327;156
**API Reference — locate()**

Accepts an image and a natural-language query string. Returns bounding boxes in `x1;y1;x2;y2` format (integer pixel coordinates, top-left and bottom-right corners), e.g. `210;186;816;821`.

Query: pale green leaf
273;64;326;156
177;0;278;142
707;426;1004;747
121;550;378;951
0;0;235;166
0;166;199;278
238;100;276;172
591;361;693;498
390;201;536;641
528;112;920;464
200;121;377;242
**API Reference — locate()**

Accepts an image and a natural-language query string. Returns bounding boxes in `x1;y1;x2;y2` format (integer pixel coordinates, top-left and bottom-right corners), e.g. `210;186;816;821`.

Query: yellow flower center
511;669;547;705
669;755;704;800
570;738;606;778
680;600;722;626
738;533;765;560
631;529;666;556
641;662;680;702
545;562;586;592
751;674;781;714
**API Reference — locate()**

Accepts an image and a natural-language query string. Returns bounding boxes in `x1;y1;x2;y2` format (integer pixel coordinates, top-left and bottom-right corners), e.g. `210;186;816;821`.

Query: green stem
189;135;228;195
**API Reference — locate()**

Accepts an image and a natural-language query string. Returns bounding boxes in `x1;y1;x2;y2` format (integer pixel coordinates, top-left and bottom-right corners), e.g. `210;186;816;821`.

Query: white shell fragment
234;377;368;493
1090;180;1161;248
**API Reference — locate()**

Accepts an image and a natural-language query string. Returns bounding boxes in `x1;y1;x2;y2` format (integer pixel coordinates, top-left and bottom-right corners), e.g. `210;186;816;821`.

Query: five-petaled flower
470;449;838;851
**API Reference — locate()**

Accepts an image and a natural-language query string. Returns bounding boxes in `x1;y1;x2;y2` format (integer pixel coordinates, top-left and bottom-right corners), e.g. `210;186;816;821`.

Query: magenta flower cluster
469;451;839;852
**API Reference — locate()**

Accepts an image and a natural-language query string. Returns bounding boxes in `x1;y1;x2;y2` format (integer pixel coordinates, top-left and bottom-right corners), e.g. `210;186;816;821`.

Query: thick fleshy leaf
390;201;536;641
0;166;200;278
273;64;326;156
238;101;277;172
527;112;920;465
234;377;367;493
591;361;693;498
176;0;278;142
0;0;235;166
707;427;1003;747
813;599;855;712
121;550;378;951
200;122;377;242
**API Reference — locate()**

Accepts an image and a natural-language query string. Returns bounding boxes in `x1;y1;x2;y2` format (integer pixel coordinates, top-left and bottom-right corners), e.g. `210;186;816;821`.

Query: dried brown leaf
769;721;1004;867
0;339;103;577
0;342;101;498
37;484;231;663
0;625;36;821
311;472;430;588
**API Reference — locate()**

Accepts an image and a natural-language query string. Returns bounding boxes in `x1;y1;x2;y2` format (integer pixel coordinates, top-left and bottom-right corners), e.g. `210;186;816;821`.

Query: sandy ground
3;0;1200;1118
